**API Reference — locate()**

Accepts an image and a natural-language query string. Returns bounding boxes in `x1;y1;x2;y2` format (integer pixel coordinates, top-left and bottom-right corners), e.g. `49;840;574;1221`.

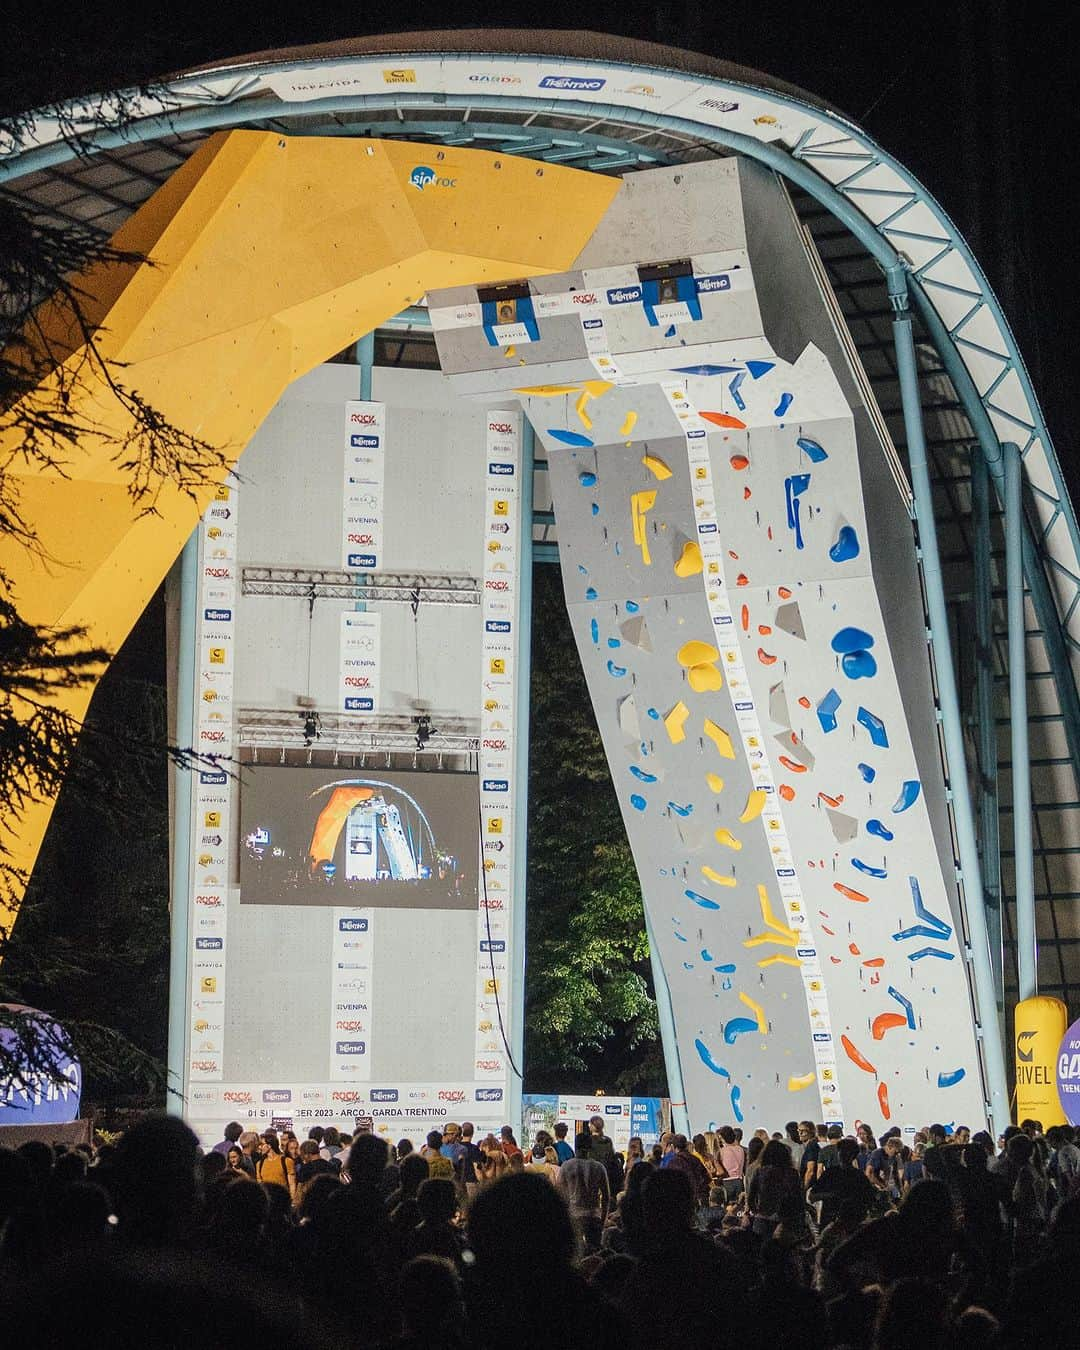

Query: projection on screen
239;767;478;909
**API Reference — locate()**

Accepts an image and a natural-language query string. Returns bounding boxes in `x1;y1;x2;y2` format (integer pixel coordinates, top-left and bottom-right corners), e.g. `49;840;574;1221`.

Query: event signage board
342;400;386;572
1057;1016;1080;1126
338;611;381;713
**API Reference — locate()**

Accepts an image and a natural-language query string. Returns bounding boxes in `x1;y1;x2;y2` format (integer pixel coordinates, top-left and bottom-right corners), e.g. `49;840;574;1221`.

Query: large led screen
239;766;479;909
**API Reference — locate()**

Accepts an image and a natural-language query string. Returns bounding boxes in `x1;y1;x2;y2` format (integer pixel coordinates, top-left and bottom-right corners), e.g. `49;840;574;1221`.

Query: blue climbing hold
579;470;597;487
785;474;811;549
629;766;657;783
694;1039;730;1076
832;627;876;654
664;324;677;338
892;780;921;813
723;1017;759;1044
585;587;597;600
817;688;842;734
858;762;876;783
937;1067;966;1088
728;371;747;411
909;947;955;962
774;392;794;417
607;660;627;677
829;524;860;562
668;801;693;817
746;360;775;380
867;819;894;841
673;931;687;942
646;707;660;720
591;502;600;515
797;436;828;463
551;429;594;448
713;963;737;974
625;600;640;613
590;619;599;644
857;707;889;747
629;794;647;811
852;858;888;879
842;650;878;679
730;1084;744;1123
673;364;740;376
685;889;721;911
607;637;621;649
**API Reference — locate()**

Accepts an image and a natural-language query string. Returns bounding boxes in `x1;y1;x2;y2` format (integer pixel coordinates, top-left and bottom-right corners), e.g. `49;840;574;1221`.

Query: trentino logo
195;937;223;950
348;553;378;569
204;608;232;622
475;1087;504;1102
480;940;506;954
262;1089;291;1103
485;620;511;634
539;75;606;91
336;1041;367;1055
339;918;370;932
199;771;228;786
371;1088;399;1102
350;434;380;449
696;274;732;294
488;462;514;476
483;779;509;793
607;285;643;305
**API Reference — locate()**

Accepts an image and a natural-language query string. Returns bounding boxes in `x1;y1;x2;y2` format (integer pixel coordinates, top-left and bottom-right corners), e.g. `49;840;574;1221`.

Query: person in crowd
746;1137;805;1240
718;1124;746;1202
476;1136;508;1185
665;1133;710;1206
552;1120;574;1164
405;1178;464;1266
498;1125;522;1159
798;1120;820;1190
902;1140;927;1193
239;1130;261;1175
624;1135;645;1176
458;1122;483;1189
256;1130;296;1202
396;1138;414;1161
319;1126;342;1162
525;1144;560;1182
225;1145;248;1176
556;1131;610;1252
866;1134;904;1200
809;1135;875;1229
422;1130;456;1181
212;1120;243;1156
440;1122;467;1172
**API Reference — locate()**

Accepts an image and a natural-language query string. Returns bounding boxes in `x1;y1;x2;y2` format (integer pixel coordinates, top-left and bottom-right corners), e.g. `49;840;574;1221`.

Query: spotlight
414;714;436;750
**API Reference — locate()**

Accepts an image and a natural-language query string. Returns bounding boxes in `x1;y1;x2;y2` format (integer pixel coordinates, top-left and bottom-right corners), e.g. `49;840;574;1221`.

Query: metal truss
241;565;480;605
235;707;479;754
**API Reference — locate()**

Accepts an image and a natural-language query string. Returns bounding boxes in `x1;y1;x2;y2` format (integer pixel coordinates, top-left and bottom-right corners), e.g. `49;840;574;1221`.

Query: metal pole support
1005;442;1037;1000
888;266;1010;1133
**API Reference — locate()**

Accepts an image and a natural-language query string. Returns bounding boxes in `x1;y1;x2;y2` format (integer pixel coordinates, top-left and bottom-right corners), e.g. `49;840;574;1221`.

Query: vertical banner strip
343;401;386;572
187;480;238;1083
477;410;521;1089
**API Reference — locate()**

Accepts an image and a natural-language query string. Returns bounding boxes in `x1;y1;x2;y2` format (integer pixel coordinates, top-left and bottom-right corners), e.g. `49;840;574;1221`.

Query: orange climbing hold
878;1082;891;1120
848;942;861;956
743;487;752;500
833;882;870;903
736;574;749;587
818;792;842;808
872;1012;908;1040
758;625;772;636
758;648;777;665
841;1034;877;1075
830;956;842;964
821;925;835;936
797;696;811;709
778;784;795;802
741;605;749;633
729;454;750;470
862;957;885;968
701;410;748;429
778;586;792;599
778;755;807;774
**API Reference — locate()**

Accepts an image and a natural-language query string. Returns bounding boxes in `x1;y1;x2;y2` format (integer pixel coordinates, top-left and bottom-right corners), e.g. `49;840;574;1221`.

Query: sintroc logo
409;165;457;192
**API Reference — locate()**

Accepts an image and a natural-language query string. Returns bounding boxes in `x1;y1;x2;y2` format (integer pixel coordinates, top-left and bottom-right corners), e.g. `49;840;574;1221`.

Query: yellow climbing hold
701;865;737;887
505;345;516;358
705;773;725;794
582;379;614;398
758;954;802;969
714;827;742;851
674;540;703;578
687;663;723;693
703;719;736;758
663;701;689;744
641;450;671;479
631;490;657;566
740;991;768;1034
575;390;594;430
677;640;720;667
513;383;582;396
622;410;639;440
739;788;767;823
744;884;799;949
787;1072;817;1092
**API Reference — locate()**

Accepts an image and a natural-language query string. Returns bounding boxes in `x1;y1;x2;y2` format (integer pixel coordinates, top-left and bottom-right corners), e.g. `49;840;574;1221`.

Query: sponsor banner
476;411;520;1088
554;1094;646;1154
330;909;374;1079
342;400;386;571
663;379;843;1126
187;480;238;1086
339;610;381;714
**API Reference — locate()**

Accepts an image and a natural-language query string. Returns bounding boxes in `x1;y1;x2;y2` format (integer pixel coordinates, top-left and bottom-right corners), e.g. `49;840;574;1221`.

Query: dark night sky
5;0;1078;455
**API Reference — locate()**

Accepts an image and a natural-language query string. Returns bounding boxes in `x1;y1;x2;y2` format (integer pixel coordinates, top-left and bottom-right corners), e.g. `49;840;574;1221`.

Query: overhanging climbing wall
432;158;987;1133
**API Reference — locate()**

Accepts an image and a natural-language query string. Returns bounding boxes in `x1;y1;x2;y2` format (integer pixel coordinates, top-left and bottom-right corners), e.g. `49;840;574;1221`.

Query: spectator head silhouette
417;1177;458;1225
760;1138;793;1168
400;1254;464;1341
222;1121;243;1144
641;1166;695;1233
575;1131;592;1155
209;1173;269;1244
347;1132;390;1185
111;1114;200;1247
399;1152;431;1196
872;1277;949;1350
397;1138;414;1159
16;1140;54;1189
837;1137;860;1167
1007;1133;1035;1167
468;1172;575;1275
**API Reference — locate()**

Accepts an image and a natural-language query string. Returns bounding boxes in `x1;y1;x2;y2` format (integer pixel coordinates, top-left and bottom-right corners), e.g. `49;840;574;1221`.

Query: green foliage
525;564;665;1096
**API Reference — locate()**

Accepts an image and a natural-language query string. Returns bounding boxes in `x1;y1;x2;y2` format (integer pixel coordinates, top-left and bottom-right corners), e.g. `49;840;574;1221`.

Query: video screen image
239;766;479;909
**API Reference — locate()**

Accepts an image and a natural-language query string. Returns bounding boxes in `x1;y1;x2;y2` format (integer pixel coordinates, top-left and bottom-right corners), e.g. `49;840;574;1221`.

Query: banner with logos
554;1095;665;1152
476;411;520;1085
330;909;374;1080
343;400;386;571
339;610;381;713
188;481;238;1083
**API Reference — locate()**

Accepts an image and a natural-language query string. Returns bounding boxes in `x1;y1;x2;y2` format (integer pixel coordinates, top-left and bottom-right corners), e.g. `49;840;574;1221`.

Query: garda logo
410;165;457;191
371;1088;399;1103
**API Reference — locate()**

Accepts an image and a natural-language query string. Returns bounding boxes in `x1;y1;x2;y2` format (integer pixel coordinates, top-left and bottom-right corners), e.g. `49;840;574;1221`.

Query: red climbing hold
841;1035;877;1075
701;410;748;429
878;1082;891;1120
833;882;870;903
872;1012;908;1040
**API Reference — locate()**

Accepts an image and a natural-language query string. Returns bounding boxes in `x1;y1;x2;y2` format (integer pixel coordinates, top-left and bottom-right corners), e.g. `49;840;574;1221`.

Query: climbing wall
430;159;986;1133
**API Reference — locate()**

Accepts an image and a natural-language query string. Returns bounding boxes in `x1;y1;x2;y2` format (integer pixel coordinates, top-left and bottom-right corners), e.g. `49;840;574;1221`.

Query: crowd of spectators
1;1110;1079;1349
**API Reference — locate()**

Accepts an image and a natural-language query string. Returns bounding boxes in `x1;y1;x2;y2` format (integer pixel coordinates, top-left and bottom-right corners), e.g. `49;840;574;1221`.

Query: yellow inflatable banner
1015;995;1068;1127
